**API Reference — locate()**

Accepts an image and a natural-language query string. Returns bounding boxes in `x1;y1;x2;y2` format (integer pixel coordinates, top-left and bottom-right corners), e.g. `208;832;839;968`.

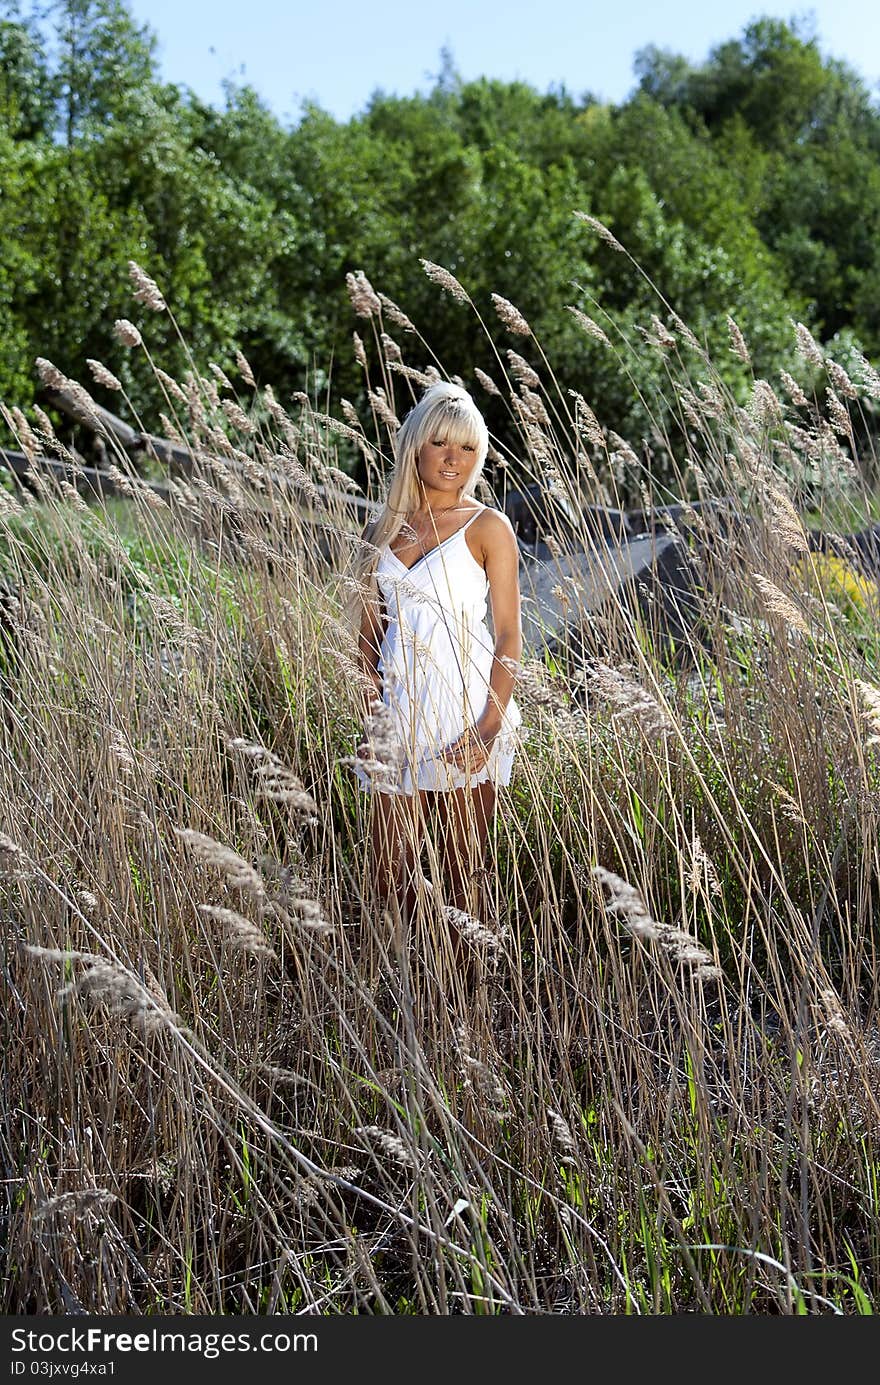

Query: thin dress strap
460;502;485;532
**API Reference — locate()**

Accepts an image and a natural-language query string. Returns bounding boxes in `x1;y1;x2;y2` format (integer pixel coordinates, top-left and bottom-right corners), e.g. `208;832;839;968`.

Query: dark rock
625;496;739;537
518;529;705;665
808;522;880;580
630;530;705;646
503;484;629;549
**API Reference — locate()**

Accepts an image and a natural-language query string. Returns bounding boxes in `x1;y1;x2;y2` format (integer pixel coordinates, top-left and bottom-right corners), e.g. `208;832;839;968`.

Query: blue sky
125;1;880;125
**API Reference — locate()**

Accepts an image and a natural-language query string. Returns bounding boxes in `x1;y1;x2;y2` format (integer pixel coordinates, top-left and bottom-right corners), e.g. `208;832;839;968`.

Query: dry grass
1;237;880;1314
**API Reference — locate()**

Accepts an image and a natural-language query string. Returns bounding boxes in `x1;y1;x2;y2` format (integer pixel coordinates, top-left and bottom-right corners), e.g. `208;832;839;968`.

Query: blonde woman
349;382;523;925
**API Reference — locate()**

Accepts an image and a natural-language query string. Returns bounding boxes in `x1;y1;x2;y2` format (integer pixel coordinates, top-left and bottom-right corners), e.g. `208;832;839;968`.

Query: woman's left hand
440;724;496;775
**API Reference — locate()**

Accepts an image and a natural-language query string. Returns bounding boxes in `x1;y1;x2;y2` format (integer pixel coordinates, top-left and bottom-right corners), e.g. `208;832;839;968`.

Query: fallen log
39;384;141;449
0;447;174;503
39;383;373;519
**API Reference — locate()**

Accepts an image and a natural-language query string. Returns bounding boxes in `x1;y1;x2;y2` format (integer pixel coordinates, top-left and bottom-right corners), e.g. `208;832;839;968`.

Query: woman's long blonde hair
343;382;490;633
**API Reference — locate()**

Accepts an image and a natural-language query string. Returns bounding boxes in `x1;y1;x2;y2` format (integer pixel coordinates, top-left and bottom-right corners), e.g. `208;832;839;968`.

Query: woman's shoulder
471;502;516;540
469;503;518;564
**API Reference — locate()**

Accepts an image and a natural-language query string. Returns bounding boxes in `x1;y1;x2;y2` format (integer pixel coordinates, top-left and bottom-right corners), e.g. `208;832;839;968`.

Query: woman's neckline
386;502;484;575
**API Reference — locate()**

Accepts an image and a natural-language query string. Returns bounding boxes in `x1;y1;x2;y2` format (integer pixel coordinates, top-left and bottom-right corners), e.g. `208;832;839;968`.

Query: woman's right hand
356;690;384;760
361;687;383;717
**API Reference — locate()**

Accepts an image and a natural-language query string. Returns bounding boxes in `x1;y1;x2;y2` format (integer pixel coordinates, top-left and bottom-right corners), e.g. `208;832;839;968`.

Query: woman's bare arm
476;510;523;738
441;510;523;770
358;600;385;711
356;531;387;715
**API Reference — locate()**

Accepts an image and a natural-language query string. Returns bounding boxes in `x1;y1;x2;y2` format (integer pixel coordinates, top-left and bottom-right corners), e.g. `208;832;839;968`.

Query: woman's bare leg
369;787;412;919
369;786;433;924
428;781;497;1003
435;781;496;918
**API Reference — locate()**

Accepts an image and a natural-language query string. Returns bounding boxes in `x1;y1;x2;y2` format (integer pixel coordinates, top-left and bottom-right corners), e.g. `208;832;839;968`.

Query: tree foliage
0;2;878;470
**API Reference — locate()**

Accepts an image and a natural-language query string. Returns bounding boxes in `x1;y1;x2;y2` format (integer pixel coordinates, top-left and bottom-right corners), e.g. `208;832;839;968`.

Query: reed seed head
566;306;610;346
235;349;256;387
573;210;624;252
491;293;531;335
753;574;810;638
779;370;809;407
346;269;381;319
475;368;501;396
174;828;267;899
419;259;470;304
793;320;824;369
198;904;277;959
726;315;751;365
128;260;166;312
506;350;540;388
377;292;416;332
113;319;143;349
86;359;122;392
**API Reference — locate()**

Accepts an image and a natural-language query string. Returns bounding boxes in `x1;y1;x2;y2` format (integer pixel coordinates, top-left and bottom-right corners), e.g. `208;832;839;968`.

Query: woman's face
415;426;480;499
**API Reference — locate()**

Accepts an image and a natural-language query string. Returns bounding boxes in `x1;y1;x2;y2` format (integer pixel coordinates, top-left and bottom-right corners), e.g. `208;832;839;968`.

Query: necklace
404;500;470;546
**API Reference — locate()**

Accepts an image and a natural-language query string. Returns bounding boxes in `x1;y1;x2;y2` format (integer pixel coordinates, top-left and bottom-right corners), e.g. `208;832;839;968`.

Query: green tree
45;0;159;144
0;5;54;138
634;17;880;353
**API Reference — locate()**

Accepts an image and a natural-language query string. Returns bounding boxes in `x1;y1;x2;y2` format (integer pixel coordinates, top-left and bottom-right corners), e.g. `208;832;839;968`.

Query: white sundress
353;503;523;797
